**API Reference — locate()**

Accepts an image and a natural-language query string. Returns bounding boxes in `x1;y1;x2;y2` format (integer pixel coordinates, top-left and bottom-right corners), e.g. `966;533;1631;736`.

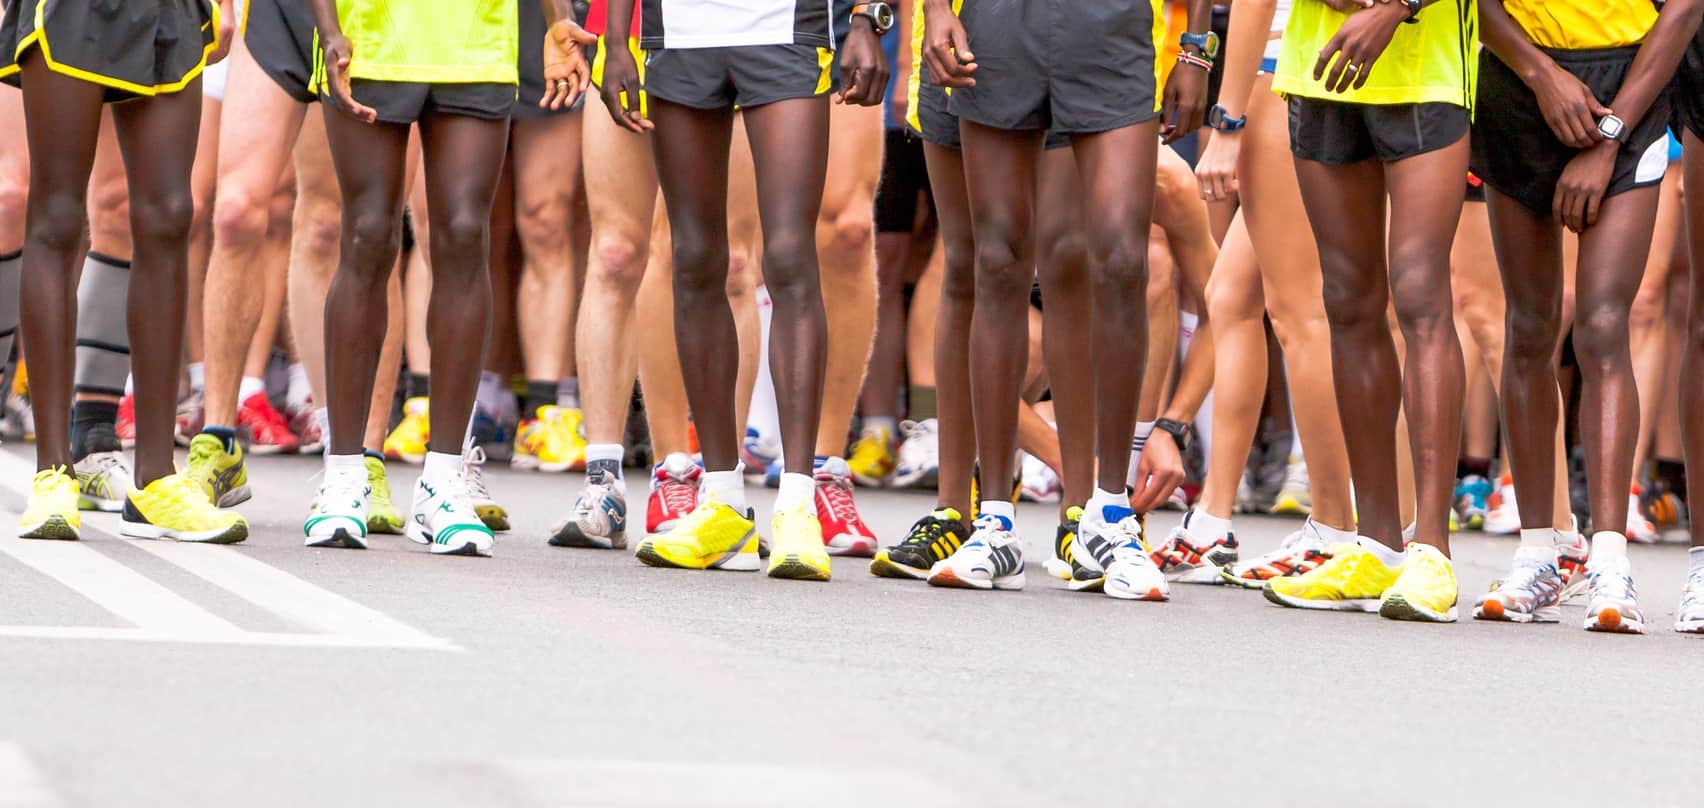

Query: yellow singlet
336;0;518;85
1275;0;1477;107
1503;0;1657;51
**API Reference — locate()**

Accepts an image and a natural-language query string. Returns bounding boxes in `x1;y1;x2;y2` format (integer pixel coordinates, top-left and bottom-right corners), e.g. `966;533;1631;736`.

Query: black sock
363;449;385;463
522;380;556;420
408;372;430;401
1457;457;1492;479
1654;458;1688;500
70;401;120;461
201;425;238;454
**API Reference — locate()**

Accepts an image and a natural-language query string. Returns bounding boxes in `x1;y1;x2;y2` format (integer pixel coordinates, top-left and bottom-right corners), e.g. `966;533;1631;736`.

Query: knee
1571;303;1630;368
820;203;874;260
670;228;729;292
429;208;489;265
972;229;1030;297
1036;223;1088;276
129;189;195;247
940;237;976;304
1089;231;1149;296
760;229;820;300
1388;277;1453;339
1319;271;1386;331
1206;273;1262;326
25;190;86;253
588;232;647;294
1503;302;1562;362
298;200;342;261
344;209;402;275
1628;284;1666;333
515;195;572;257
211;188;271;249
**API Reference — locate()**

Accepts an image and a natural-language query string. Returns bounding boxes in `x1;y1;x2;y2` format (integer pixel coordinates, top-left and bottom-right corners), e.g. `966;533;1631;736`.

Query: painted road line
0;535;243;637
505;760;974;808
0;743;61;808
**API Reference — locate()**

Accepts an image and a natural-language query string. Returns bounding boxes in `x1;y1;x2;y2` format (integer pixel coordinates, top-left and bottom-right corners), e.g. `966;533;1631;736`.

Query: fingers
949;27;974;65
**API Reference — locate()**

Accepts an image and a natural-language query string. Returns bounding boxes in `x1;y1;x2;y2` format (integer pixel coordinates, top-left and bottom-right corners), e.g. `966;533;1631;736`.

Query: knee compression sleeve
74;252;131;396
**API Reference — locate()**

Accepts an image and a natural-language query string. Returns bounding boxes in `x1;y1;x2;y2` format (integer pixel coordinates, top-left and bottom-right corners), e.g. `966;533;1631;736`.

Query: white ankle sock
701;469;746;511
1185;508;1231;540
775;472;815;515
1358;537;1406;567
1311;520;1357;544
1519;527;1553;550
238;376;266;404
187;362;205;393
978;499;1015;530
1589;530;1627;562
421;451;461;484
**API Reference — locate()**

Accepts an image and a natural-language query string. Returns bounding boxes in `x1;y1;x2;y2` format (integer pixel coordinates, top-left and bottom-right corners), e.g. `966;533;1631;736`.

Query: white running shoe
1102;516;1168;601
1483;478;1521;536
305;463;369;549
890;419;940;489
1151;512;1238;584
1270;456;1312;516
1018;453;1061;503
1582;554;1644;634
1626;492;1659;544
548;466;628;549
1472;548;1563;623
926;514;1026;591
463;446;510;532
1069;502;1128;591
74;450;132;512
408;470;496;557
1675;566;1704;634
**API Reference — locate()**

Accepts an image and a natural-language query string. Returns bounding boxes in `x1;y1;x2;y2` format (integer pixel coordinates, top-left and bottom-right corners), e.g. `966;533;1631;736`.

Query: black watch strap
1154;418;1192;449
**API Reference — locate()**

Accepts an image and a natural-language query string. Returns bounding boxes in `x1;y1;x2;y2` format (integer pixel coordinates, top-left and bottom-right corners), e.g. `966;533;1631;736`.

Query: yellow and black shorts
0;0;220;100
642;44;831;110
591;34;649;116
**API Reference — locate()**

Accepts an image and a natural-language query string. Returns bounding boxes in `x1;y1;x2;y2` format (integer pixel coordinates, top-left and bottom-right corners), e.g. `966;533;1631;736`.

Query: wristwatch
1399;0;1422;23
850;2;894;36
1597;113;1626;142
1153;418;1193;452
1179;31;1220;61
1206;104;1246;132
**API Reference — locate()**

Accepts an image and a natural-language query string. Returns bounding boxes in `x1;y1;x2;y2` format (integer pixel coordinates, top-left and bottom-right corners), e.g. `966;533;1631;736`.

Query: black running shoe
869;508;969;579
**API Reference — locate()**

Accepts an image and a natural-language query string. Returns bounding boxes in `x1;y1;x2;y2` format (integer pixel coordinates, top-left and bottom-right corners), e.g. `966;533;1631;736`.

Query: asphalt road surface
1;444;1700;807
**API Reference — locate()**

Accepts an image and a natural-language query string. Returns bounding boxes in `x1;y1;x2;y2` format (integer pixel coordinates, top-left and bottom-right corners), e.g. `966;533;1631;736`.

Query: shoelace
899;515;947;547
1587;564;1636;602
1680;569;1704;613
461;447;493;501
815;474;856;521
657;475;697;515
1499;558;1554;596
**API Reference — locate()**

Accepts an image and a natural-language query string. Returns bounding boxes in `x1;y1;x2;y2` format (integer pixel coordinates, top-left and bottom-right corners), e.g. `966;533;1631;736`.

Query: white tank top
1265;0;1293;61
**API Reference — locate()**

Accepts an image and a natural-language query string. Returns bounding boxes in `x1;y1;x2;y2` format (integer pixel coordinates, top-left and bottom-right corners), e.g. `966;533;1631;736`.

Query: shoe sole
1165;564;1227;585
1105;584;1168;601
1378;593;1458;623
634;540;759;571
216;484;253;509
1472;599;1558;623
825;535;876;558
78;496;125;513
548;525;627;550
767;554;832;581
19;515;80;541
1067;575;1106;593
305;527;368;550
1673;619;1704;634
1261;586;1380;612
1585;607;1646;634
430;540;492;557
868;555;929;580
120;521;249;544
1220;571;1272;589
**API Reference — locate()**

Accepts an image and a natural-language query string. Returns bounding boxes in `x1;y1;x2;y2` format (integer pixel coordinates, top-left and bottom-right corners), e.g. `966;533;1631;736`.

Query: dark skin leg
487;153;521;382
17;54;107;474
418;113;509;452
960;121;1044;501
1032;147;1095;512
1496;186;1657;536
922;142;976;518
321;111;410;456
110;84;205;485
1684;131;1704;547
862;228;913;421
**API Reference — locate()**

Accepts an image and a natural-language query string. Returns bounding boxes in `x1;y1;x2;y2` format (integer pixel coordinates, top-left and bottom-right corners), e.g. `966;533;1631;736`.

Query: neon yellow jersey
337;0;519;85
1275;0;1476;107
1504;0;1656;50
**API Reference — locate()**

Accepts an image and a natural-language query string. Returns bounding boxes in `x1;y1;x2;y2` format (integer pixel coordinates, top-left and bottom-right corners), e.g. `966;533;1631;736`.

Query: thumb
951;29;973;62
573;27;599;45
1593;103;1613;117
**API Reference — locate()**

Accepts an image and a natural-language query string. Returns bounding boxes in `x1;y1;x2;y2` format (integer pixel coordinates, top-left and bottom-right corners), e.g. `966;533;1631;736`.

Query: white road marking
507;760;974;808
0;536;243;636
0;743;61;808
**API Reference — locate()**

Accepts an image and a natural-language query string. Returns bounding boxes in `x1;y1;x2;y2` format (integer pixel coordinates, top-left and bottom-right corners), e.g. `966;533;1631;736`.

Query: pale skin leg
201;35;309;427
512;111;585;388
1628;165;1683;474
0;86;25;253
905;247;944;390
185;94;221;380
811;102;882;457
403;160;432;374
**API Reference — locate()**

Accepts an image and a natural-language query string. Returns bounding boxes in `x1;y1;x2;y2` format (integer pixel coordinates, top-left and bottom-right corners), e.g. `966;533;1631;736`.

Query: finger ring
1345;63;1360;75
556;80;570;88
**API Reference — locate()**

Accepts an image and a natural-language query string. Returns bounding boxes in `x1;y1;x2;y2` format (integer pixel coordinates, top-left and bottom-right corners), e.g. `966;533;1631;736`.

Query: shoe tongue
932;507;961;522
975;513;1012;532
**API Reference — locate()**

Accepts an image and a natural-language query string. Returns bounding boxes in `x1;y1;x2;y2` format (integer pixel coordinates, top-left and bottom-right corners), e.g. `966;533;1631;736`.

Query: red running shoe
116;393;137;449
290;405;324;454
237;393;301;455
814;456;877;557
173;391;204;447
646;452;701;534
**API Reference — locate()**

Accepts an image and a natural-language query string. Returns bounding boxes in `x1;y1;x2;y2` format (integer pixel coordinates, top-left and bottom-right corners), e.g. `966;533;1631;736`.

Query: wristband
1176;52;1213;72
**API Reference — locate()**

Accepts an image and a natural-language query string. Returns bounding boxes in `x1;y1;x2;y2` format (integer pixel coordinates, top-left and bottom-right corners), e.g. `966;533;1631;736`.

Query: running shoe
1674;564;1704;634
1068;501;1149;592
1263;542;1402;612
19;468;80;540
306;462;369;549
512;405;587;473
647;452;702;534
3;391;34;441
1483;475;1522;536
1270;456;1311;516
1151;513;1239;584
1453;474;1493;531
289;404;324;455
115;394;135;448
173;391;204;447
384;397;430;464
1019;453;1062;503
870;508;969;579
365;455;405;534
635;497;759;571
1042;506;1083;581
184;433;252;508
768;509;832;581
740;426;780;477
121;473;249;544
846;424;896;487
1103;516;1168;601
549;465;628;549
1626;488;1660;544
1473;548;1563;623
462;445;509;532
1222;521;1334;588
927;514;1025;590
1640;487;1688;530
815;456;878;557
1378;544;1457;622
1582;554;1644;634
1234;476;1263;514
1556;530;1591;603
406;469;496;556
236;393;301;455
890;418;939;489
74;449;131;512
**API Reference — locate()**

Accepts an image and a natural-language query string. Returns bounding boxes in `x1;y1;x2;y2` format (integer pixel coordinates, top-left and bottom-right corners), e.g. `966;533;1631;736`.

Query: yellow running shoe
184;433;251;508
846;424;896;487
1263;542;1402;612
384;397;430;464
120;473;248;543
635;497;760;570
513;406;586;473
768;509;832;581
19;467;80;540
365;455;405;534
1379;543;1458;622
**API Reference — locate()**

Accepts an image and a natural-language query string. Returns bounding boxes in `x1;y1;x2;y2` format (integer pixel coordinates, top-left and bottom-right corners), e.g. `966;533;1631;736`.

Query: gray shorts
912;79;1070;151
1289;97;1469;166
330;81;517;125
643;44;830;110
948;0;1158;135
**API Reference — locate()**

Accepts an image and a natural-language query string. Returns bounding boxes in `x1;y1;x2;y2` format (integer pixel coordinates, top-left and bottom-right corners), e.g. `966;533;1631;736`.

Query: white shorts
203;58;228;102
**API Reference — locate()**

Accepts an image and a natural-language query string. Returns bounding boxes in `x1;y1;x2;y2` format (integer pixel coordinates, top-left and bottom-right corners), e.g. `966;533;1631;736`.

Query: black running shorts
876;129;931;234
0;0;215;101
246;0;317;104
1471;47;1671;215
1288;97;1469;165
1676;27;1704;141
643;44;832;109
330;81;518;125
949;0;1158;134
912;78;1070;151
